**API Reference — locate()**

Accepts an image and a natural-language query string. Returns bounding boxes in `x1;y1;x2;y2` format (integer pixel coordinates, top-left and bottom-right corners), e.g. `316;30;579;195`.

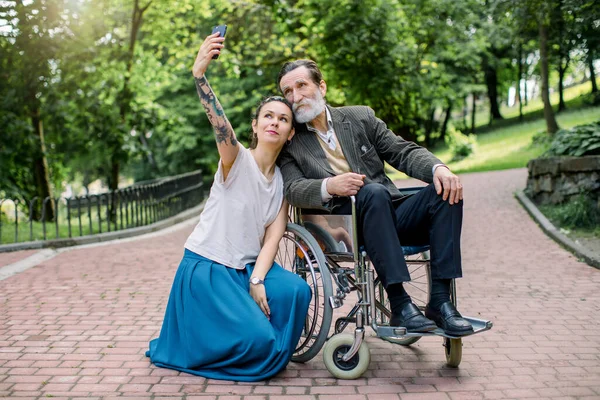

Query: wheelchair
275;187;493;379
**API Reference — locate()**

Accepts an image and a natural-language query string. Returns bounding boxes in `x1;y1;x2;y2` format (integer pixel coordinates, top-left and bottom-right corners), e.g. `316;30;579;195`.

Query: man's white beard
293;90;326;124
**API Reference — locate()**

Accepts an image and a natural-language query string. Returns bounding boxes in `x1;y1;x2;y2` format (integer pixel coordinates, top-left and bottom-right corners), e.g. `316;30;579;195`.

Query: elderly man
276;59;473;336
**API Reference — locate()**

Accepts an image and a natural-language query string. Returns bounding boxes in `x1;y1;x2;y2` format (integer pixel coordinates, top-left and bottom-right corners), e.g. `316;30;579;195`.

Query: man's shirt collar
306;107;333;134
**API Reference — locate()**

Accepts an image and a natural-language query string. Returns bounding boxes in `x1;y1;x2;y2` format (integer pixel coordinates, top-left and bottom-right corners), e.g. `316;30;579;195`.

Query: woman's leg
261;263;312;356
147;251;279;381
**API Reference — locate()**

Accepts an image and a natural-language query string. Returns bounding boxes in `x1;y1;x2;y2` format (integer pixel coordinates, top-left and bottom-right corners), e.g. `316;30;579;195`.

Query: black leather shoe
425;301;474;336
390;302;437;333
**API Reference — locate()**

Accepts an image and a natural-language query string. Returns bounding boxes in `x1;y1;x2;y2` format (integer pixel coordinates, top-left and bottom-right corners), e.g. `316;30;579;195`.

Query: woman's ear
251;119;257;132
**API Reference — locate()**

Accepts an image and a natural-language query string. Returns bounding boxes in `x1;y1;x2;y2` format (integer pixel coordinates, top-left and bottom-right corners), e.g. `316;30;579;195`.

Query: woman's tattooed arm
195;76;238;146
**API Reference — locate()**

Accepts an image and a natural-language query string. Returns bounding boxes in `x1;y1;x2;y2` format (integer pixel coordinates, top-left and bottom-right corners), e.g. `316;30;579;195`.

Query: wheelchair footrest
378;316;493;340
376;325;407;337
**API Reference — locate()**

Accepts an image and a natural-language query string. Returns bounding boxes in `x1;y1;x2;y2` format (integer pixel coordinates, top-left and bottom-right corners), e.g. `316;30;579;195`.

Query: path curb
0;203;204;253
515;190;600;269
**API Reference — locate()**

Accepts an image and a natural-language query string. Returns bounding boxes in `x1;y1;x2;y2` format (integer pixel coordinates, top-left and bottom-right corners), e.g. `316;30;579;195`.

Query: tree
552;0;578;112
509;0;560;134
0;0;76;220
477;0;515;123
570;0;600;96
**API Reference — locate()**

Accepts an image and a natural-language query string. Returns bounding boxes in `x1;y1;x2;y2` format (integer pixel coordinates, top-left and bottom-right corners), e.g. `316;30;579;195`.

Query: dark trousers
333;183;463;288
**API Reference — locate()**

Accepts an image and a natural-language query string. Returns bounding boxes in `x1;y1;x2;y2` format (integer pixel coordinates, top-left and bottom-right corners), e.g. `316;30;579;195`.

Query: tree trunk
539;22;560;135
484;62;503;122
589;50;598;94
524;76;529;105
31;112;54;222
558;59;567;112
557;0;566;112
462;95;467;127
110;156;120;194
470;93;476;134
424;107;435;148
440;100;453;143
517;43;524;121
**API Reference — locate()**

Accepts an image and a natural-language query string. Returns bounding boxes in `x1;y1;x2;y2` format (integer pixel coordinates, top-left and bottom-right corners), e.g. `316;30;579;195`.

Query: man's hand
433;166;463;205
250;284;270;319
326;173;366;197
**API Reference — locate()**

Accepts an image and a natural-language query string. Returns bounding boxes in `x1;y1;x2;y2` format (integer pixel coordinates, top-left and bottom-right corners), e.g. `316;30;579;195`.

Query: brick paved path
0;250;38;268
1;168;599;400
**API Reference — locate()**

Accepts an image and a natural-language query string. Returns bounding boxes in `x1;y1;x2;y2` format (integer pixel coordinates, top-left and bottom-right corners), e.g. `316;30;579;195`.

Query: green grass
0;203;161;245
388;105;600;180
539;200;600;240
1;217;108;244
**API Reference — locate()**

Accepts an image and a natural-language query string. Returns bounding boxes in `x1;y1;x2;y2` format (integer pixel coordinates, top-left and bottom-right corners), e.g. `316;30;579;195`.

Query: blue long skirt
146;249;312;382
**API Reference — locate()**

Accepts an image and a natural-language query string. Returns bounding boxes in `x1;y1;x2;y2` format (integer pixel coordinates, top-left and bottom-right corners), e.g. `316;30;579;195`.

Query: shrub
541;193;600;230
544;120;600;157
530;130;553;148
445;128;477;162
581;91;600;106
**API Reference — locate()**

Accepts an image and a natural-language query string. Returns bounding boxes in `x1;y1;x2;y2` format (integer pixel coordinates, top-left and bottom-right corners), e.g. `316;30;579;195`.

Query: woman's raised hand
192;33;225;78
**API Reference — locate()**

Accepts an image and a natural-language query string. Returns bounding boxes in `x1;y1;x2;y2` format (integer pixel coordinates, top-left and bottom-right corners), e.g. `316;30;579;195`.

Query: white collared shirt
307;108;337;151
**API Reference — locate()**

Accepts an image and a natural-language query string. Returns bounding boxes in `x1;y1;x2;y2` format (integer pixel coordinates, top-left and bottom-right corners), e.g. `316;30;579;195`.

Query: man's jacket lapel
294;124;335;175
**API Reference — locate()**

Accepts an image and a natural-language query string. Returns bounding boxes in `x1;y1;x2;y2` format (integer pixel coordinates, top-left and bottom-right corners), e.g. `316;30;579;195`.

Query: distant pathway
0;168;599;399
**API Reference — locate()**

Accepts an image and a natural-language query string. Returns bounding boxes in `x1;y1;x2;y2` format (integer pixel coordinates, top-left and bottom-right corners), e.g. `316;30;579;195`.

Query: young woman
145;33;311;382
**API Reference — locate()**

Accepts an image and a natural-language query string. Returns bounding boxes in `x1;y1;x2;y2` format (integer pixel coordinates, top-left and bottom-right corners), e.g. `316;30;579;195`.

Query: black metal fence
0;170;206;245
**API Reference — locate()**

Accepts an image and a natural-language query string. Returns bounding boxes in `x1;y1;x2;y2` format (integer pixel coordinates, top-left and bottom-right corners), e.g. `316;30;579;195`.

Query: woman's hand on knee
250;285;271;319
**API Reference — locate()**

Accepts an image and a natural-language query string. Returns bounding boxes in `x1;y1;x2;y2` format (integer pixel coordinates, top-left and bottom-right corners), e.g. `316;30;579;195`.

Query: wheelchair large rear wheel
276;223;333;363
375;251;431;346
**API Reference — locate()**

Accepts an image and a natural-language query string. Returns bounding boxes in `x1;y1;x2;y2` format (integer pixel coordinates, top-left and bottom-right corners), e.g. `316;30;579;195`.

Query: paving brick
40;383;75;391
448;392;484;400
285;386;308;395
399;393;450;400
365;395;401;400
253;385;284;394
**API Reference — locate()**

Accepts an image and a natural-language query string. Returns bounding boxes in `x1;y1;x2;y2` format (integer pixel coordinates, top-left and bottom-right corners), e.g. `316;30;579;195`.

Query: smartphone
211;25;227;59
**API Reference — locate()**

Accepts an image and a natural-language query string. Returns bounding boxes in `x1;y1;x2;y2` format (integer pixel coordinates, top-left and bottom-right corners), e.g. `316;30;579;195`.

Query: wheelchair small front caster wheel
444;337;462;367
323;333;370;379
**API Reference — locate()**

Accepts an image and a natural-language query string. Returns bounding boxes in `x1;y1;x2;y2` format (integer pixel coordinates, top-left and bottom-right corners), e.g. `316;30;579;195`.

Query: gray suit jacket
278;105;442;211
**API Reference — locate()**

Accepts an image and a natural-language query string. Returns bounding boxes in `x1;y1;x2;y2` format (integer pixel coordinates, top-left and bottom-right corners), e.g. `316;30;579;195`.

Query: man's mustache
293;100;310;112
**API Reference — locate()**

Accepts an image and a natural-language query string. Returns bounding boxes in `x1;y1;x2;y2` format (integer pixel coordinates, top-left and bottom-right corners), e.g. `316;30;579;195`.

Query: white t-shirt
184;146;284;270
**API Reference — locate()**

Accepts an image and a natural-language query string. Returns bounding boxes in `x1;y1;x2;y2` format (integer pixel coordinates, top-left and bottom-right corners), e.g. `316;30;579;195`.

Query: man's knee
358;183;391;206
424;184;463;209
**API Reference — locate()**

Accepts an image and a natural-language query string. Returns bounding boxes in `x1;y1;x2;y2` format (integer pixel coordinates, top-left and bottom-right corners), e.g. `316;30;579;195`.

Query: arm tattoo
195;76;237;146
